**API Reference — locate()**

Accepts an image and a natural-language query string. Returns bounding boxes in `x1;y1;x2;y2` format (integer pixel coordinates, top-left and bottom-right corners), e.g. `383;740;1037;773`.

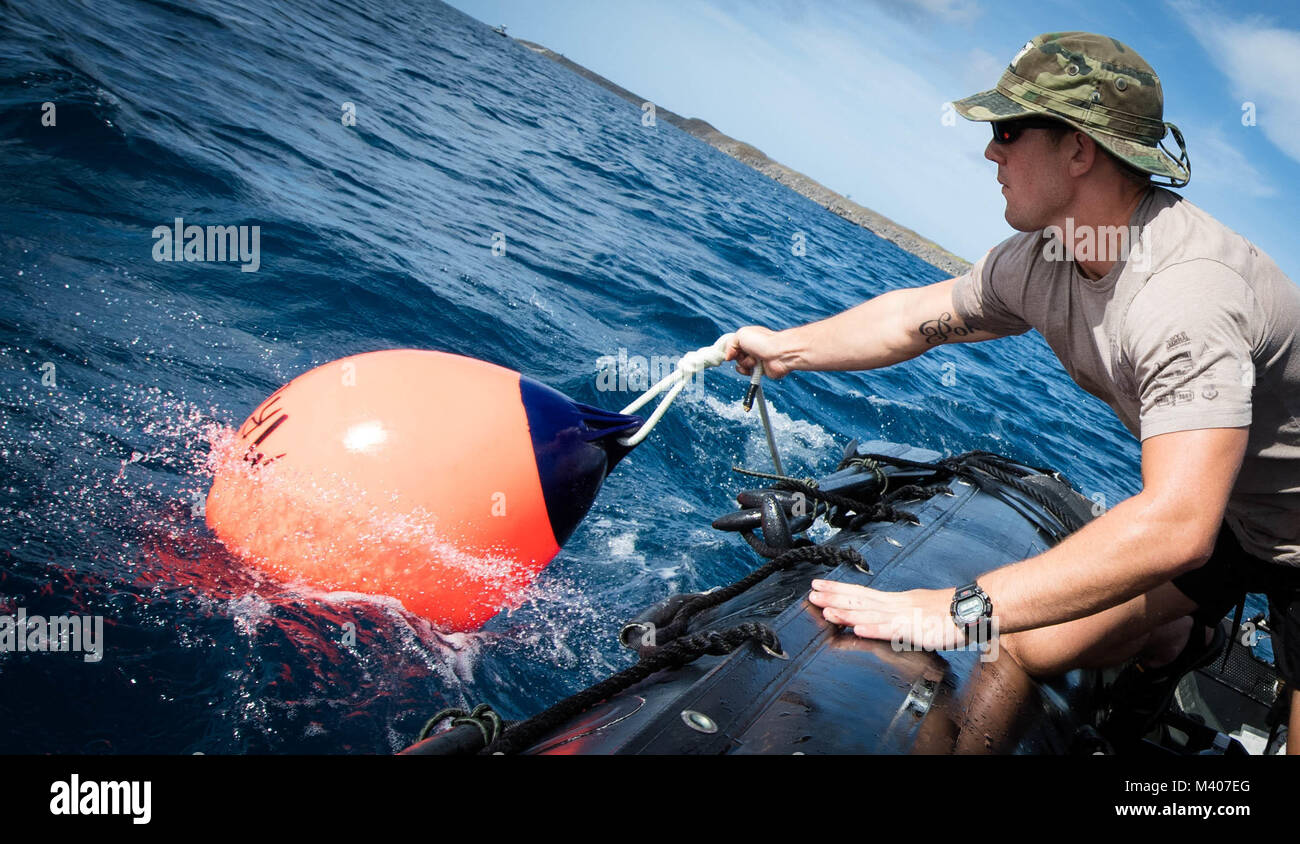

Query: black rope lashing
769;478;873;519
731;465;820;488
418;703;505;745
834;455;891;499
955;449;1063;479
842;483;941;531
739;529;814;559
763;476;935;531
482;623;782;755
728;448;1082;550
955;454;1085;537
843;448;1060;489
768;476;932;532
645;544;865;649
736;450;965;537
752;448;1085;541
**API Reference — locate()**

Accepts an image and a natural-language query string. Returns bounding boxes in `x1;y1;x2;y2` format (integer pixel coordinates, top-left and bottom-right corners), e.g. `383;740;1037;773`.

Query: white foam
607;532;639;558
700;392;837;468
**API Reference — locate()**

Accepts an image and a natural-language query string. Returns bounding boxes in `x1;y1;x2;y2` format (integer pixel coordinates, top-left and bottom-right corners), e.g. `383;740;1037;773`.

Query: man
724;31;1300;752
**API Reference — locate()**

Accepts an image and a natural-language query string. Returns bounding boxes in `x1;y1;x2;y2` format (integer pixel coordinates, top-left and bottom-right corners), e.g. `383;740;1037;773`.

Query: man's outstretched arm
809;425;1249;643
725;277;1003;379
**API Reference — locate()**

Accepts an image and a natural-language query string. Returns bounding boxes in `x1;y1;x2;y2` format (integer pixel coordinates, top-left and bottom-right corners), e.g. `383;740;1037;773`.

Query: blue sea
0;0;1170;753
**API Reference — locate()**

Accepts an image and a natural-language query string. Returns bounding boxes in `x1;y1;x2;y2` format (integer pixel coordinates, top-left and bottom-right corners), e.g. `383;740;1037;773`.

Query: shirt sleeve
951;236;1034;337
1124;260;1257;441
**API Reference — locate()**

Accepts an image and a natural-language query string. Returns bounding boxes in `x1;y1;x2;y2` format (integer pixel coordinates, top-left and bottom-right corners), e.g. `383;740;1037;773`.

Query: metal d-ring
618;622;652;649
681;709;718;733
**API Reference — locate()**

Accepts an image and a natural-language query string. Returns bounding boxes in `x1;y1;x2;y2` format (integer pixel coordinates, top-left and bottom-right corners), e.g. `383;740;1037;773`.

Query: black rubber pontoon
403;439;1287;755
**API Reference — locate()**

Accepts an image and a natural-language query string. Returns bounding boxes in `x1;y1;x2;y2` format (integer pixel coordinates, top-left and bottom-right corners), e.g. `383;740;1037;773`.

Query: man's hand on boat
809;580;970;650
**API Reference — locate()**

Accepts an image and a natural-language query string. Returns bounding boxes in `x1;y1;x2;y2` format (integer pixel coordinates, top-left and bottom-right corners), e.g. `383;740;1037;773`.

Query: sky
447;0;1300;280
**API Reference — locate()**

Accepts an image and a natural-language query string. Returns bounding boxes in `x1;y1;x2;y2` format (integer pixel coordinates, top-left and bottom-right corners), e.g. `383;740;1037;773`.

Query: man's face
984;122;1074;232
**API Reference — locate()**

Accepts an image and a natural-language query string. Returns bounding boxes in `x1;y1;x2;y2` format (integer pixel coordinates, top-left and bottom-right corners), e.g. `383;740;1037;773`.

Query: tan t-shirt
953;187;1300;567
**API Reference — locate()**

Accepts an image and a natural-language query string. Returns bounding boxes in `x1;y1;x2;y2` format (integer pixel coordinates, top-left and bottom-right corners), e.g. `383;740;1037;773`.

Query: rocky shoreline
516;38;971;277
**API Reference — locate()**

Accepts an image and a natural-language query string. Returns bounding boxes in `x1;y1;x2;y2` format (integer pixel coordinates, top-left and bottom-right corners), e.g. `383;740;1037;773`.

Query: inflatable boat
400;438;1288;756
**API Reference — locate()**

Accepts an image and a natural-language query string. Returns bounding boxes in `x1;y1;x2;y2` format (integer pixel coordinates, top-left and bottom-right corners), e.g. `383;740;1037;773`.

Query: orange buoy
205;350;641;630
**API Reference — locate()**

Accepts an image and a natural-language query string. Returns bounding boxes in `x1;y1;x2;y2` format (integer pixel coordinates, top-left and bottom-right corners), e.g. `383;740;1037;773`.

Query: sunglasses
991;117;1067;145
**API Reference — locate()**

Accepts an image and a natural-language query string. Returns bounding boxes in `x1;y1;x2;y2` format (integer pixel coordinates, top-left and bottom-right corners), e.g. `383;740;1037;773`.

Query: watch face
956;594;985;621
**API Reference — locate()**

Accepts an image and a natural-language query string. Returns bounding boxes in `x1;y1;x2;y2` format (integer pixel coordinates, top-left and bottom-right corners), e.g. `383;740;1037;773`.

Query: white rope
618;333;735;446
617;333;785;477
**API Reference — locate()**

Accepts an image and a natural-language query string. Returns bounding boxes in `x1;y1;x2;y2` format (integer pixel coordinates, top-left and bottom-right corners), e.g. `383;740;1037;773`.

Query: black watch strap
950;581;993;642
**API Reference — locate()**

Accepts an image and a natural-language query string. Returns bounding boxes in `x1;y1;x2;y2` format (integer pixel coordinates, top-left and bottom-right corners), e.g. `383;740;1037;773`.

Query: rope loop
617;333;735;447
418;703;505;745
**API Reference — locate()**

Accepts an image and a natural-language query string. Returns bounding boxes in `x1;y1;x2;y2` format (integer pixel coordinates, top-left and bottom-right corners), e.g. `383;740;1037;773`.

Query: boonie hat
952;31;1191;187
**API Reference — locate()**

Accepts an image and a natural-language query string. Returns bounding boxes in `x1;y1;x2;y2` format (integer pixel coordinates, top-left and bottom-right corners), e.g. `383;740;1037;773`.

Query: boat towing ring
681;710;719;733
618;622;654;649
762;641;789;660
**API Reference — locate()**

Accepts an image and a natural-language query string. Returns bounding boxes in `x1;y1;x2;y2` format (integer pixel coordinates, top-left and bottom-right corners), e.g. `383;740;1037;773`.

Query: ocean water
0;0;1153;753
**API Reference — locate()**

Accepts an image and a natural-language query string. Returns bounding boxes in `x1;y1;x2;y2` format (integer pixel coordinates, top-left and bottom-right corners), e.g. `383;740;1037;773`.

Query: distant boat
492;24;508;36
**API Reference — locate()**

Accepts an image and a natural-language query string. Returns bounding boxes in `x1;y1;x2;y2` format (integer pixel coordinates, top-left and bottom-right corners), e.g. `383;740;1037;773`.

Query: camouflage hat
952;31;1190;187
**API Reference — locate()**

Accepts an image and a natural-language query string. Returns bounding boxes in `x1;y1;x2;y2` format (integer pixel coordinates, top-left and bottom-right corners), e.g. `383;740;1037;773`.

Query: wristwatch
950;582;993;642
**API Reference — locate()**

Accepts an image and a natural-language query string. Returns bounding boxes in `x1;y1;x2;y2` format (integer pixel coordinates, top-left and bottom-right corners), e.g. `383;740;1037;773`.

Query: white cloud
871;0;982;25
1187;127;1277;197
962;47;1004;93
715;0;982;26
1173;2;1300;165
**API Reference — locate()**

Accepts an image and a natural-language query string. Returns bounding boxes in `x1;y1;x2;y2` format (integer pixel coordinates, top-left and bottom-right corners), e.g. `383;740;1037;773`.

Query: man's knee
998;630;1063;678
999;624;1154;678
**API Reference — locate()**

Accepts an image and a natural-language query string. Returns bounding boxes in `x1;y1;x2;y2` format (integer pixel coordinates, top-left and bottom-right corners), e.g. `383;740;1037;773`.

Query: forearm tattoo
917;312;973;345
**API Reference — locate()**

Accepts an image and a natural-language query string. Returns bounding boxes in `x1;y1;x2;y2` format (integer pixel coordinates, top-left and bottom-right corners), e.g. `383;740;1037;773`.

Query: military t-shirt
952;186;1300;567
